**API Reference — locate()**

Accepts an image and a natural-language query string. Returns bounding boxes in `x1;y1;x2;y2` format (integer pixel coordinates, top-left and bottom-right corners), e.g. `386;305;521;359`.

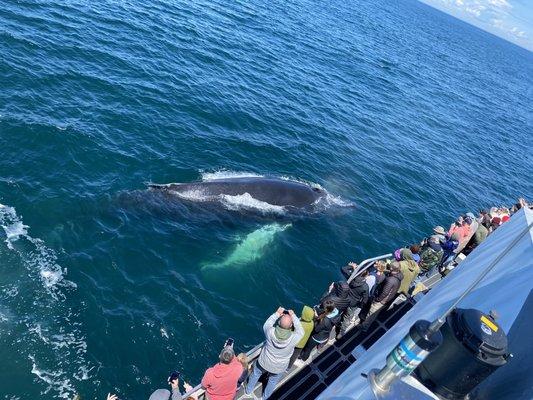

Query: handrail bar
182;208;531;399
347;253;392;283
184;253;392;398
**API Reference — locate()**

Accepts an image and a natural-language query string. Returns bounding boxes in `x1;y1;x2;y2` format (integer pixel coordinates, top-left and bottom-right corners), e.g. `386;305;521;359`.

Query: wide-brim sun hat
433;226;445;235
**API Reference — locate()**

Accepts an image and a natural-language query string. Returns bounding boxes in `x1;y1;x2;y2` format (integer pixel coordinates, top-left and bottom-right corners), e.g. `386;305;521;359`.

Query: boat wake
0;204;93;399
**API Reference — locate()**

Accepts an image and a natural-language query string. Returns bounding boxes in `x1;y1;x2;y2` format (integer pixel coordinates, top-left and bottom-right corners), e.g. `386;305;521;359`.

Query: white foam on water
279;175;325;190
29;324;50;344
201;169;263;181
170;188;211;202
191;314;203;327
25;237;75;297
0;203;29;249
160;327;169;339
0;204;93;399
278;177;355;208
40;269;65;289
0;204;76;295
219;193;286;214
29;355;76;399
323;193;356;208
74;365;94;381
4;221;29;247
0;311;8;322
3;284;19;297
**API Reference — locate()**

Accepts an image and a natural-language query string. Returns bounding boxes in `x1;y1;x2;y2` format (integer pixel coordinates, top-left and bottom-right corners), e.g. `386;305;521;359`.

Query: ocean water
0;0;532;398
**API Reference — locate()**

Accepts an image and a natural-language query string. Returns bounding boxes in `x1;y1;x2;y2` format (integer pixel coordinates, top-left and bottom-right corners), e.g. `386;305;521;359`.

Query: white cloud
424;0;531;48
487;0;511;8
491;18;504;27
510;26;526;38
465;6;482;16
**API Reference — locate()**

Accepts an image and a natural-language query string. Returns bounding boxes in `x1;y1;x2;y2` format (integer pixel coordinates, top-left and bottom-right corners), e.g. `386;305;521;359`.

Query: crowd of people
105;198;529;400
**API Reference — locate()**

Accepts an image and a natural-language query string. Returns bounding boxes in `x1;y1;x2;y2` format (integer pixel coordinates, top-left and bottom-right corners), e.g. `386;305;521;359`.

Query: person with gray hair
105;373;188;400
244;307;304;399
147;374;185;400
201;344;244;400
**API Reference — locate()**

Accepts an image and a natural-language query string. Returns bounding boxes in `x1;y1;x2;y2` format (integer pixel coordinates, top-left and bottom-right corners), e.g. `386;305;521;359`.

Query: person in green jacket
398;248;420;296
464;223;489;255
288;305;315;368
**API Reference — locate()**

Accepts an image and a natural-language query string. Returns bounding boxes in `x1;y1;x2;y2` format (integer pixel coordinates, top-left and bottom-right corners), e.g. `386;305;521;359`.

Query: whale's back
149;177;325;208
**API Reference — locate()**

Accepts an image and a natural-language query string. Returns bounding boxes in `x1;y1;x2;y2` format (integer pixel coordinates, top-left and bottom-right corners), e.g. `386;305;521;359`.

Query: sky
420;0;533;51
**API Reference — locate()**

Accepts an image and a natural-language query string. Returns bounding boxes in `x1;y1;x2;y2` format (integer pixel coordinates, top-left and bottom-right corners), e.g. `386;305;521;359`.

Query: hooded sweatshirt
347;276;369;308
258;312;304;374
296;306;315;349
398;249;420;295
201;357;243;400
312;308;341;342
319;282;352;313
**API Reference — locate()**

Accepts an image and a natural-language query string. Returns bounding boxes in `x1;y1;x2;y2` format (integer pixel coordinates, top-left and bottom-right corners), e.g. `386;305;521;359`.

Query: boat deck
186;269;444;400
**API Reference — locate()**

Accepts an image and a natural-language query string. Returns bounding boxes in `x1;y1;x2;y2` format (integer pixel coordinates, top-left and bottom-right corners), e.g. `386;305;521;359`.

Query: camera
282;310;290;315
224;338;234;347
168;371;180;384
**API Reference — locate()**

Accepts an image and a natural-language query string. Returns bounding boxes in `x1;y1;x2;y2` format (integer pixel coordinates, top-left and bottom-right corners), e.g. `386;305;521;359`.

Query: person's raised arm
183;382;195;400
170;377;183;400
263;308;283;335
341;263;355;280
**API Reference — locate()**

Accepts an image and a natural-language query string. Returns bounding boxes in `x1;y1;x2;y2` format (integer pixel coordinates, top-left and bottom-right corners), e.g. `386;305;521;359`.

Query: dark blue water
1;0;532;398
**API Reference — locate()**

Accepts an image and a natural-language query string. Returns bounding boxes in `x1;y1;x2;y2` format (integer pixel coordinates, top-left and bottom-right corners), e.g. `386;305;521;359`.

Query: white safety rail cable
428;220;533;334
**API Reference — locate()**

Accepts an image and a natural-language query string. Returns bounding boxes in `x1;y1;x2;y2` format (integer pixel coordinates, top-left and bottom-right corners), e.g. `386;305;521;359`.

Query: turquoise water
1;0;532;398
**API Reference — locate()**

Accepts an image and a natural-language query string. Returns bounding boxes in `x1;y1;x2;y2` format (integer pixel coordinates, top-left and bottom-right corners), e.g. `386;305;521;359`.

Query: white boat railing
181;211;529;399
184;253;393;399
347;253;392;284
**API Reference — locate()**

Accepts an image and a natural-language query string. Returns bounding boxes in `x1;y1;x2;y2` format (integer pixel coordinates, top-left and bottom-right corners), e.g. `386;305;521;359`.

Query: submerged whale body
202;223;292;270
149;177;326;209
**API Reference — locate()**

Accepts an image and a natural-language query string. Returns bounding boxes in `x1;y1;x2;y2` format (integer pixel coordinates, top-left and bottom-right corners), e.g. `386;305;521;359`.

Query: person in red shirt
201;345;244;400
448;217;464;238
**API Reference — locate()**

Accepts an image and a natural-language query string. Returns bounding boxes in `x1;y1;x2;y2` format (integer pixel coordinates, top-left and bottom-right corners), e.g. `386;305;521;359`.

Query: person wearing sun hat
431;225;446;243
433;225;445;235
245;307;304;399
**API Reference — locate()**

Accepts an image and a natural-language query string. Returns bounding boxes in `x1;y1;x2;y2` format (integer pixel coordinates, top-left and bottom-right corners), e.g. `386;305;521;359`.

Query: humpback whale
202;223;292;270
149;177;327;209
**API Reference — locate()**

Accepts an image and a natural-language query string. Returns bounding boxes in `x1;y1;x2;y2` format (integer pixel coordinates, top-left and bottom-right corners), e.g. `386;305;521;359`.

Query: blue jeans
246;361;283;399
